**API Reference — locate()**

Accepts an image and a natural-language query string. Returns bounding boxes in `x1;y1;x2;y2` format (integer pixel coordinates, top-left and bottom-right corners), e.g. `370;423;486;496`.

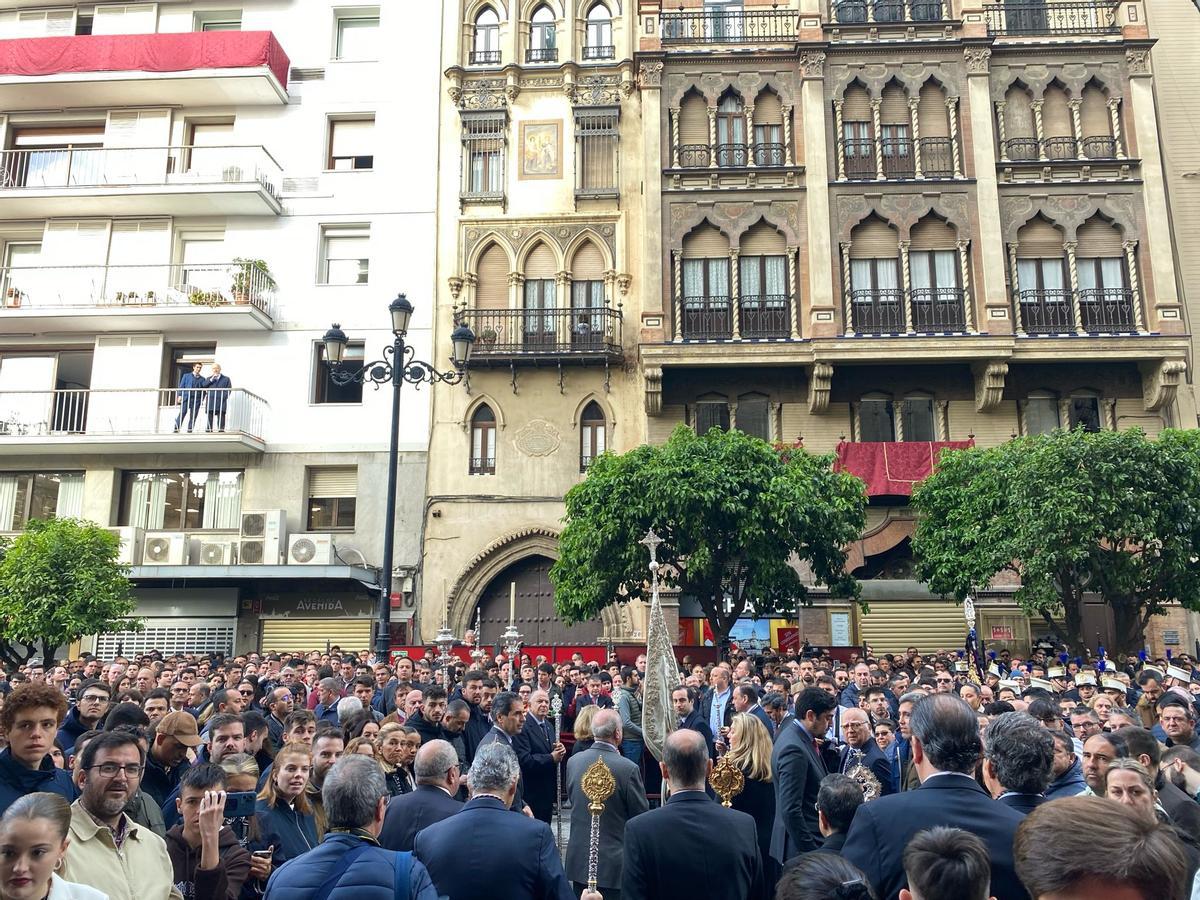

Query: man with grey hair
566;709;648;899
263;755;438;899
379;739;464;852
335;695;361;724
313;677;342;725
414;743;573;899
981;711;1055;815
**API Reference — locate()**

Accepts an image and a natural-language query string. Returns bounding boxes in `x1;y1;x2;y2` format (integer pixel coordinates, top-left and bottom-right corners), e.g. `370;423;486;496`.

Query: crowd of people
0;642;1197;899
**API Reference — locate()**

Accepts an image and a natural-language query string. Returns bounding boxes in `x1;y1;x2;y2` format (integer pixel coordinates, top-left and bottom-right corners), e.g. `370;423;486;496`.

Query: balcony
582;45;615;61
0;31;289;111
0;262;275;334
1016;288;1139;335
0;145;282;217
881;139;915;178
832;0;947;21
843;140;876;180
682;297;732;340
715;143;748;167
462;307;623;364
984;1;1119;36
739;297;791;339
1002;135;1119;162
0;388;267;455
525;47;559;63
920;138;956;178
851;289;905;334
469;50;501;65
661;9;798;44
911;288;967;332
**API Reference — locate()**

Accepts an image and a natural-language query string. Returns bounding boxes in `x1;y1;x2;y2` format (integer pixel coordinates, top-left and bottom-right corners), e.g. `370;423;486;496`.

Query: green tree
0;518;139;667
911;428;1200;657
551;425;868;647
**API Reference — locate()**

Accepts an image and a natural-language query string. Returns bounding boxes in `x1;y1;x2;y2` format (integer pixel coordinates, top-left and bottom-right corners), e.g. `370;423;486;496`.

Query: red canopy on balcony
835;440;974;496
0;31;289;88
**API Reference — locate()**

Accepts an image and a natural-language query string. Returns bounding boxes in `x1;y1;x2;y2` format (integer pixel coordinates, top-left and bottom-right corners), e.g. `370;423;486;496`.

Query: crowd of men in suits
1;642;1200;900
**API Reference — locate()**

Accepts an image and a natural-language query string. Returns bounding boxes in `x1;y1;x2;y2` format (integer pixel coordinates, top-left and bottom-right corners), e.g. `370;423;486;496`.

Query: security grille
95;621;234;658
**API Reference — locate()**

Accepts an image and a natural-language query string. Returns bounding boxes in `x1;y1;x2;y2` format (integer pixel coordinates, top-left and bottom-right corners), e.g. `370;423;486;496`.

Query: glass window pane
28;473;58;523
336;498;356;528
736;399;770;440
1069;397;1101;432
860;400;895;441
308;498;334;530
336;17;380;59
695;402;730;433
323;234;369;285
901;398;935;441
1025;397;1060;435
315;344;365;404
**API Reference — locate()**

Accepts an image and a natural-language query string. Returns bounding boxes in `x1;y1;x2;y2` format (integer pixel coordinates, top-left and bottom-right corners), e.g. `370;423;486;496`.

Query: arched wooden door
475;555;601;646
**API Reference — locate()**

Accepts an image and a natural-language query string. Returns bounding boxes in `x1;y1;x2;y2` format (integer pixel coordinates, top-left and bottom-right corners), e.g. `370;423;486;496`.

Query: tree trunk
1109;595;1148;658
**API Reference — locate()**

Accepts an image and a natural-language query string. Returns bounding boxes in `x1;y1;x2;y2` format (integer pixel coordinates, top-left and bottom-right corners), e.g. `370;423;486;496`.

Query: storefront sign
990;625;1015;641
259;592;374;618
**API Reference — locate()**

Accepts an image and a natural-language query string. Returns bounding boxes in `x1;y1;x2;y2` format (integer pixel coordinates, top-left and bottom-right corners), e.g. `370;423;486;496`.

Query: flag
641;580;677;764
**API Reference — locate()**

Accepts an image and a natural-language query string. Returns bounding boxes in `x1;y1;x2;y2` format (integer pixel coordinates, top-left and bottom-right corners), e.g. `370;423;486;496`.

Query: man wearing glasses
62;730;184;899
58;680;111;754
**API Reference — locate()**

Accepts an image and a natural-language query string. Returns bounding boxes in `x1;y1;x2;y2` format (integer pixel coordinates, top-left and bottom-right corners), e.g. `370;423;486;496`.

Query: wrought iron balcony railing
1017;288;1076;334
716;143;748;167
851;289;906;333
1078;288;1137;333
753;143;786;166
1003;135;1118;162
1042;136;1078;160
985;1;1119;35
469;49;501;65
920;138;956;177
678;144;711;168
1002;137;1041;161
681;296;733;340
661;8;798;44
461;307;622;358
842;139;877;179
1082;136;1118;159
525;47;559;63
910;288;967;332
833;0;945;21
881;138;915;178
739;296;791;339
582;44;615;60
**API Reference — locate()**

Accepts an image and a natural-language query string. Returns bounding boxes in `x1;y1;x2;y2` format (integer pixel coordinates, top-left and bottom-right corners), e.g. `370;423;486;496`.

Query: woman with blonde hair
1090;692;1115;728
571;704;599;757
726;712;778;889
344;736;377;759
376;724;417;796
254;742;317;865
0;793;106;900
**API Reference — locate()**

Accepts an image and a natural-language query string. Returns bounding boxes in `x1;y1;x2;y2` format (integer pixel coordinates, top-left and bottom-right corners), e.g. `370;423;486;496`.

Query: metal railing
525;46;558;62
753;143;786;166
678;144;711;168
661;8;798;43
1082;135;1117;159
681;296;733;340
842;139;877;179
1002;137;1041;161
1004;135;1118;162
1078;288;1137;332
872;0;908;21
0;262;276;318
1042;136;1078;160
469;49;501;65
920;138;955;177
1017;288;1075;334
461;307;622;356
582;44;615;60
469;456;496;475
716;143;748;167
851;289;906;333
881;138;915;178
985;1;1119;35
0;388;267;441
833;0;945;21
911;288;967;331
739;296;791;339
0;145;281;198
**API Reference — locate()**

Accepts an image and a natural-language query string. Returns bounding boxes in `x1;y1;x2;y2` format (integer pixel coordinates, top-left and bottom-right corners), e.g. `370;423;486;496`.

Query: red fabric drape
0;31;290;88
834;440;974;496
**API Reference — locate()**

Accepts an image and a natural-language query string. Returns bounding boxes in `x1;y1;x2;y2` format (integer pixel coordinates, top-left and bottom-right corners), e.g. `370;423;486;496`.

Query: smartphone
224;791;257;819
251;850;273;859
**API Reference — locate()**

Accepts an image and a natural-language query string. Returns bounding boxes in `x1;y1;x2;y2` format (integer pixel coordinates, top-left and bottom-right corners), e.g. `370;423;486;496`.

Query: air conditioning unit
287;533;335;566
239;509;287;565
198;540;236;566
142;532;188;565
104;527;144;565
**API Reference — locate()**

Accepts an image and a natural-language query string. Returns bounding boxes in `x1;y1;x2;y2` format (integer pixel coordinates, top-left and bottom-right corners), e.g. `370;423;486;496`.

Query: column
841;241;855;335
1103;398;1117;431
1124;240;1145;332
745;104;756;167
802;65;837;337
957;239;975;332
1008;243;1024;335
995;101;1008;162
1064;241;1085;335
670;108;681;168
782;105;794;166
947;98;963;177
936;400;950;440
555;271;571;343
1069;98;1086;159
641;63;665;334
908;97;924;178
833;100;846;180
966;48;1011;334
850;402;861;441
508;272;525;311
788;246;801;339
899;240;914;333
729;248;741;340
1031;99;1046;160
1108;98;1125;159
708;105;718;169
672;250;683;341
871;98;885;180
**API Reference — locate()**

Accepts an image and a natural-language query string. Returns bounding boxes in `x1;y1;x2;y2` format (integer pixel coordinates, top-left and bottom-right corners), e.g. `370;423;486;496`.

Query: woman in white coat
0;792;107;900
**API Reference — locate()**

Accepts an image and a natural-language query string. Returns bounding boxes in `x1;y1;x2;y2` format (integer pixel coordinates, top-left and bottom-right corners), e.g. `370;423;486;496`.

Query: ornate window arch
471;7;501;64
579;400;607;471
470;404;498;475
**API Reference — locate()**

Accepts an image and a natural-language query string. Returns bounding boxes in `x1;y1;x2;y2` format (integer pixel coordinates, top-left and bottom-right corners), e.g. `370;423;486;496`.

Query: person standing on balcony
174;362;206;433
206;364;232;433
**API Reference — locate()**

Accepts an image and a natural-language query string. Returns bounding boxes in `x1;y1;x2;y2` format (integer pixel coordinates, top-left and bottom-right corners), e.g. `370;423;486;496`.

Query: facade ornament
1141;358;1186;411
964;46;992;75
638;61;664;89
616;273;632;296
458;78;508;110
644;367;663;416
972;361;1008;412
808;363;834;414
619;63;636;98
448;276;464;300
1126;48;1151;76
571;73;625;107
798;52;826;78
514;419;561;457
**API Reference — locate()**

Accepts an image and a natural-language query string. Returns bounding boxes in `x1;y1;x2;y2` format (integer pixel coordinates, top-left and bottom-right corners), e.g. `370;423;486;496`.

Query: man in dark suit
838;707;894;795
515;688;566;823
700;667;735;749
565;709;648;900
981;711;1054;816
672;685;716;759
378;739;463;851
621;729;763;900
771;686;837;864
414;742;573;900
174;361;206;432
204;362;232;432
842;694;1030;900
474;690;532;815
733;684;775;738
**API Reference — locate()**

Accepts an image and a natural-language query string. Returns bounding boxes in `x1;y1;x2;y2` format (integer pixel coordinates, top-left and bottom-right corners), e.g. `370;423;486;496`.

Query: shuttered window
753;92;783;124
693;400;730;433
1041;88;1072;138
917;84;949;137
98;620;235;658
1004;90;1034;138
910;218;956;251
850;219;898;258
525;243;557;278
320;226;369;285
328;118;375;171
260;619;371;655
576;108;618;194
740;222;786;255
843;87;871;121
307;466;357;530
735;395;770;440
880;87;908;125
572;241;605;280
682;224;729;258
1080;86;1110;138
1017;219;1064;257
476;244;509;309
1076;217;1123;257
859;601;979;654
679;94;709;146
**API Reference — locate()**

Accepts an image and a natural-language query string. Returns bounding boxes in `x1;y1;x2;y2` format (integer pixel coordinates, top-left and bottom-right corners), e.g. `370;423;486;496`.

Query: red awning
0;31;289;88
834;440;974;496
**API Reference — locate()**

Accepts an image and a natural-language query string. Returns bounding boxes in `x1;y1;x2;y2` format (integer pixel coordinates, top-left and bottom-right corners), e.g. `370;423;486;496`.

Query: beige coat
60;801;183;900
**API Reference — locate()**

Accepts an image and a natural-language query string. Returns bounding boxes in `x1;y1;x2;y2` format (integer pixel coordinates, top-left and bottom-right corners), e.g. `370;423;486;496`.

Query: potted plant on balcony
480;327;498;346
231;258;276;305
189;289;224;307
5;287;22;308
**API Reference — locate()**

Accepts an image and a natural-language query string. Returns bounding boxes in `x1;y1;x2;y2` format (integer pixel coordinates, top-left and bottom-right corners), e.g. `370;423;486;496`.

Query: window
716;94;746;166
462;114;506;198
307;466;357;530
1024;392;1060;435
314;342;364;404
681;257;732;338
119;471;243;530
580;401;606;471
470;405;497;475
327;118;375;171
859;398;895;441
524;278;556;345
753;122;783;166
472;8;501;64
165;345;216;400
850;258;901;295
735;395;770;440
334;10;380;60
880;123;911;177
571;279;605;344
584;4;613;59
528;5;557;61
694;399;730;434
909;250;958;292
194;10;242;31
575;109;619;196
842;120;872;178
2;241;42;303
857;393;940;442
0;472;84;532
1068;395;1102;432
320;225;369;285
900;397;935;441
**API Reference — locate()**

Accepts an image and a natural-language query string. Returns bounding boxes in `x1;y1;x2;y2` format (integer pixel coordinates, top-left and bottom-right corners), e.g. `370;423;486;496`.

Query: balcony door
7;126;103;188
523;279;557;347
682;257;731;339
850;257;901;332
1017;257;1070;333
716;94;746;166
185;121;235;177
179;235;229;302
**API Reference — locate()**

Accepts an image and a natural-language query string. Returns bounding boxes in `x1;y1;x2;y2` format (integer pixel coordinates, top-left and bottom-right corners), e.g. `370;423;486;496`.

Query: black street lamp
322;295;475;659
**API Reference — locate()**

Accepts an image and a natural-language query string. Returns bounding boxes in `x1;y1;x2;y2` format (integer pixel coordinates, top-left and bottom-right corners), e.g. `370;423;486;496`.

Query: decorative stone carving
644;367;663;416
998;194;1141;244
808;363;834;414
458;78;508;110
514;419;561;457
1126;48;1151;76
571;74;625;106
1141;358;1186;411
460;219;618;271
638;61;664;88
799;52;826;78
448;276;464;300
617;273;632;296
520;75;565;89
973;361;1008;413
964;46;991;75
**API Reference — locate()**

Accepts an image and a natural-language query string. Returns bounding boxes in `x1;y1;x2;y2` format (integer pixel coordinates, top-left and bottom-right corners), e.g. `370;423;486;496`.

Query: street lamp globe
450;322;476;368
322;323;348;365
389;293;414;335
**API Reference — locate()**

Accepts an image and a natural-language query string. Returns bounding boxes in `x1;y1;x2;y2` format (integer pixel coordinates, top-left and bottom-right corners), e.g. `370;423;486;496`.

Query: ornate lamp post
322;296;474;659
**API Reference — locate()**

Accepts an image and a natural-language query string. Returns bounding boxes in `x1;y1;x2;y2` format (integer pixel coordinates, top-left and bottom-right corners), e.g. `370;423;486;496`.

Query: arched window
580;401;606;470
584;4;613;59
1015;215;1069;334
735;392;770;440
849;216;901;333
528;5;557;62
1024;390;1060;435
1068;392;1102;433
716;93;746;167
681;223;732;339
1076;215;1133;332
841;84;874;180
859;393;895;441
879;83;912;178
472;8;501;64
470;405;497;475
900;394;935;441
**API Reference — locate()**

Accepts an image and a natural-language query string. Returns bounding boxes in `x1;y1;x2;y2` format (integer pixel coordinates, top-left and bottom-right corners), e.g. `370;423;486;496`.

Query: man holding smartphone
166;763;254;900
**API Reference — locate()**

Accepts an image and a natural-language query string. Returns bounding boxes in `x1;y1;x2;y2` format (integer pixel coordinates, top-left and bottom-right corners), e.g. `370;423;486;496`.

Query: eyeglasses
80;695;109;703
87;763;144;778
239;689;254;696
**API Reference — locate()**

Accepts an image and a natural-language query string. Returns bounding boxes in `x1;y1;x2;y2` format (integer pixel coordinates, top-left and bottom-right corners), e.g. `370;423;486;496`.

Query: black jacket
515;714;559;823
1160;779;1200;845
622;791;764;900
770;721;826;861
0;747;75;816
730;774;775;876
997;792;1046;816
839;741;895;796
408;713;445;746
142;750;188;807
378;785;463;852
842;772;1029;900
476;728;525;812
680;708;716;760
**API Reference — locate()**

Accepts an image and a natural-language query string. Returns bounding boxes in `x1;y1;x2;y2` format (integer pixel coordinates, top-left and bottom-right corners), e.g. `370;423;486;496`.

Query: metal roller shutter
740;222;786;255
880;87;909;125
849;218;899;258
1004;91;1034;138
683;224;730;258
1080;88;1110;139
525;243;557;278
572;241;605;280
753;91;783;124
1076;217;1123;257
1041;89;1072;139
917;85;949;137
843;87;871;122
95;618;234;658
679;95;709;146
259;618;372;654
910;218;957;251
859;601;971;654
308;466;357;497
1017;219;1065;257
476;244;509;310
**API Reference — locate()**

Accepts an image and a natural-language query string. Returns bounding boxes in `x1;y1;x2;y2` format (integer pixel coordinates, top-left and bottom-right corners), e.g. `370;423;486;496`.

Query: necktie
543;720;552;744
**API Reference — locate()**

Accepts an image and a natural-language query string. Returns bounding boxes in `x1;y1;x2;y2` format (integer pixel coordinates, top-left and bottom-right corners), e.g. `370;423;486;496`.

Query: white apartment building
0;1;446;655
